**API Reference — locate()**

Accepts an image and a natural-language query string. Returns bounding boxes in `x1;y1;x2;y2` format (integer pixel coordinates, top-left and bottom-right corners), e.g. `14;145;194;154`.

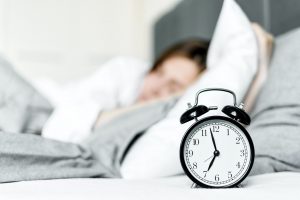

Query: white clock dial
182;118;253;187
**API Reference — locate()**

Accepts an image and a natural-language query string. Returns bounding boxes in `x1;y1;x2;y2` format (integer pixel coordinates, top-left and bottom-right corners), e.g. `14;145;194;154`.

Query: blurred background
0;0;180;83
0;0;299;83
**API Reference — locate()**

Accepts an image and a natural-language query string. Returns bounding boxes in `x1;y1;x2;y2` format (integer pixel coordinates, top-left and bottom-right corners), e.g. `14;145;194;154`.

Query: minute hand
210;128;218;151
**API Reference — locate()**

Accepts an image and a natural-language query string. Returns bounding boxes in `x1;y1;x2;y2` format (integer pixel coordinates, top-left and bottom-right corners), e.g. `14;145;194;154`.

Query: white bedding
1;172;299;200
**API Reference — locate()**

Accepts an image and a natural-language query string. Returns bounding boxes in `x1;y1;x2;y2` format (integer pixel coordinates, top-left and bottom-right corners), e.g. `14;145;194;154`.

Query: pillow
121;0;258;178
248;28;300;175
0;54;53;134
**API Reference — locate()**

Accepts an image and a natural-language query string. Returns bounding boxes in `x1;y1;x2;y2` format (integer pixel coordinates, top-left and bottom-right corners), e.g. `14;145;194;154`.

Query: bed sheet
0;172;299;200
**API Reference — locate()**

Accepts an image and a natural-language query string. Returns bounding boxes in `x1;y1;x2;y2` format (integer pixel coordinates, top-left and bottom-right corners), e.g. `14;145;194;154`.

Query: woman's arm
244;23;274;112
42;57;150;143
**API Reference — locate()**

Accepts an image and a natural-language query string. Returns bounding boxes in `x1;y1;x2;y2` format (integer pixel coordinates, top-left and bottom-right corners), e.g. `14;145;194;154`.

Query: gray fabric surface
0;55;53;135
0;52;177;183
248;28;300;175
154;0;222;58
84;98;178;177
0;98;177;183
154;0;300;58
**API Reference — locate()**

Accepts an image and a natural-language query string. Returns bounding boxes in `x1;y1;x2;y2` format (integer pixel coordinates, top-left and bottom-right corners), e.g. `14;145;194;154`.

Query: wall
0;0;180;83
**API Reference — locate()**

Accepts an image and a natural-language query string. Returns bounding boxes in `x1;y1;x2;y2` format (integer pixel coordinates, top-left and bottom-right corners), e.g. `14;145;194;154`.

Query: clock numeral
212;126;219;132
215;174;220;181
240;150;245;157
228;171;232;179
193;139;199;145
192;162;198;169
227;129;230;136
188;150;193;157
201;129;207;136
236;137;241;144
203;171;208;178
236;162;241;168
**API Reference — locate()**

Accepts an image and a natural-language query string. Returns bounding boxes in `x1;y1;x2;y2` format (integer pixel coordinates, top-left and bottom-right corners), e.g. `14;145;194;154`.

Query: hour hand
207;155;216;171
206;148;220;171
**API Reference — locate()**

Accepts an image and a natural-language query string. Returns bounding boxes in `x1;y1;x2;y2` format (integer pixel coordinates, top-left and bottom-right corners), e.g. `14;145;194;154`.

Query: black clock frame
179;115;255;188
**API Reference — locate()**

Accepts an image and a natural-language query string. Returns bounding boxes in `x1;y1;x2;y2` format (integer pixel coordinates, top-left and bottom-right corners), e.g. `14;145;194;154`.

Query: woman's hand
252;23;274;66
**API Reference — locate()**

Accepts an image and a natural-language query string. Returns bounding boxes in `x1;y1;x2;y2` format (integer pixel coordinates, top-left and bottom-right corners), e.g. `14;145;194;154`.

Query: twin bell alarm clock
179;88;254;188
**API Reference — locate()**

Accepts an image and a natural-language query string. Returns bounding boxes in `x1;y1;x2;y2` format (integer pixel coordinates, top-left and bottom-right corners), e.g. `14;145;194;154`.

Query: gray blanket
248;28;300;175
0;98;177;183
0;53;177;183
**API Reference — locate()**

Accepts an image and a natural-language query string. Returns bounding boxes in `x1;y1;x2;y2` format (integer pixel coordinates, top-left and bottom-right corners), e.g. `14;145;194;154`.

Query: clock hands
203;155;213;162
206;128;220;172
206;150;220;171
207;154;216;171
210;128;217;151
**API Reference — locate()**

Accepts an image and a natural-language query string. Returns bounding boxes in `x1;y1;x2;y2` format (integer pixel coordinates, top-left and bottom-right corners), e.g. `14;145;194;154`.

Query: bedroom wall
0;0;180;83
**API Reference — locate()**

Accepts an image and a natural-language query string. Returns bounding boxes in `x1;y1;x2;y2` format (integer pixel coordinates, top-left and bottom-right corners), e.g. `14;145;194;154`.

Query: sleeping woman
0;23;272;183
40;39;209;143
40;23;272;144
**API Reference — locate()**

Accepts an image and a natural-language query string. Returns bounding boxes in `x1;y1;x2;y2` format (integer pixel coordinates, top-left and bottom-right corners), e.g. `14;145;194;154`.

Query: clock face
180;116;254;188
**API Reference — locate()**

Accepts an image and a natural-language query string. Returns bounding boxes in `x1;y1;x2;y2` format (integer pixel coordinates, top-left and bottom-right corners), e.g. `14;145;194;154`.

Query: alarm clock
179;88;254;188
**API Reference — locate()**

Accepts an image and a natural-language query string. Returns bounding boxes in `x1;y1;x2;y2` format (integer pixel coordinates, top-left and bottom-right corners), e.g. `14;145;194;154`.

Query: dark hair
151;39;210;73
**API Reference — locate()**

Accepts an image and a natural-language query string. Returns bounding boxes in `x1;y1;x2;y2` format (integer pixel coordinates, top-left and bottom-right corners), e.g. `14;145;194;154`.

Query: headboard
153;0;300;59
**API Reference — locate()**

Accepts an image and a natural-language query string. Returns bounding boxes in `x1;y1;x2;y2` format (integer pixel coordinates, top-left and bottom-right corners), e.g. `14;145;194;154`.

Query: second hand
203;155;214;162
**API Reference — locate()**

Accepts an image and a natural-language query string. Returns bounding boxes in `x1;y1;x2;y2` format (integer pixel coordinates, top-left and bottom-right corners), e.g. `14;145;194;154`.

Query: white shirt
38;57;150;143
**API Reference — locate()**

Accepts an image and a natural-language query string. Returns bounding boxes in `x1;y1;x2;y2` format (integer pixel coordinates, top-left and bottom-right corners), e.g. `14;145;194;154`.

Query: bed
153;0;300;58
1;0;300;199
1;172;300;200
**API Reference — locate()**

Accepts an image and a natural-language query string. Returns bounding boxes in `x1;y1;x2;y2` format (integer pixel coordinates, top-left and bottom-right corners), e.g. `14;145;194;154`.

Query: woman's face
138;56;203;102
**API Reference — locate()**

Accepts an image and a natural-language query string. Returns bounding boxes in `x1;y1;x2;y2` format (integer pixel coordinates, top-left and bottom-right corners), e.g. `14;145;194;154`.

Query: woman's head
138;39;209;102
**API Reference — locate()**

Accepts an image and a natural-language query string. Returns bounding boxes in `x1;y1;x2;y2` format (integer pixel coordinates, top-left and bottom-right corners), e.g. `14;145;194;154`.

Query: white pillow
121;0;258;178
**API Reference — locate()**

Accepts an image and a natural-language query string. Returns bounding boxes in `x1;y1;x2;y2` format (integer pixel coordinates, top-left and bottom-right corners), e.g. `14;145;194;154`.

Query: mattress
0;172;299;200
